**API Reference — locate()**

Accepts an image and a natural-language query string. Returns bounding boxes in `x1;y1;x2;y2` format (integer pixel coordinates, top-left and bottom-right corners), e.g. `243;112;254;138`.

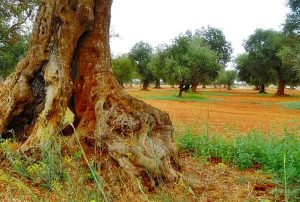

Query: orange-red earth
127;86;300;136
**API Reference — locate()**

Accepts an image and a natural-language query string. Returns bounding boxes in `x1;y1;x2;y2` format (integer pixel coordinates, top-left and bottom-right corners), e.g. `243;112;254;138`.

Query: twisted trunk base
0;0;179;188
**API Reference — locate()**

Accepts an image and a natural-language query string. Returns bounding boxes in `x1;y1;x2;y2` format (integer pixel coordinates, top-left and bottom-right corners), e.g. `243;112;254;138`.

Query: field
126;86;300;201
127;86;300;136
0;86;299;201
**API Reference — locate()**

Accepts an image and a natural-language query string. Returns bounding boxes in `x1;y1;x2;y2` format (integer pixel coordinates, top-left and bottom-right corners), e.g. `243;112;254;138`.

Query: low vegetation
0;133;107;201
177;129;300;201
143;92;221;102
281;102;300;110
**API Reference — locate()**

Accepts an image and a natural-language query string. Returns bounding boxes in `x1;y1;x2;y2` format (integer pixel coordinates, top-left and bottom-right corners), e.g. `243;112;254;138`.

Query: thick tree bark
191;82;198;93
154;79;161;89
0;0;179;186
258;84;266;94
276;79;286;96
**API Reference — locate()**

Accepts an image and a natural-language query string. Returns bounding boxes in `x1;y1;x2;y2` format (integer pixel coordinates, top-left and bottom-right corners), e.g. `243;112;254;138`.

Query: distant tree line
112;0;299;97
112;26;234;97
236;0;300;96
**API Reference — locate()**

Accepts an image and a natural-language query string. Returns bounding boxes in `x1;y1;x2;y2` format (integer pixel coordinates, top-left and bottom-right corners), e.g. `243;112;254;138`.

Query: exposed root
108;123;178;183
79;91;180;186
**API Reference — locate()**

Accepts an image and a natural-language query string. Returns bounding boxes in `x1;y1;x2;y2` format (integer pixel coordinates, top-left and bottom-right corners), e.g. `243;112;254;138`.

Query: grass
257;93;275;97
177;129;300;201
198;91;232;96
142;92;221;102
0;125;299;201
281;102;300;110
0;168;39;201
0;127;107;201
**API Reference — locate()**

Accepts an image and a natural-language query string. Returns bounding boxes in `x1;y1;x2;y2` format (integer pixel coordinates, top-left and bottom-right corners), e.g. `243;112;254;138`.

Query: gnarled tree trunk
0;0;179;186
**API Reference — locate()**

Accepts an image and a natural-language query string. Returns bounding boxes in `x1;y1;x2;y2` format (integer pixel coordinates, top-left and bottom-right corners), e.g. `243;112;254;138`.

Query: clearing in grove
127;86;300;136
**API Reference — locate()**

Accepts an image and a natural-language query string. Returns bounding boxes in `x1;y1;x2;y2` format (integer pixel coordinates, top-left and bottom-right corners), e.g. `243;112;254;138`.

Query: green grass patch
290;94;300;99
257;93;275;97
0;126;107;201
281;102;300;110
177;130;300;201
142;93;221;102
199;91;232;96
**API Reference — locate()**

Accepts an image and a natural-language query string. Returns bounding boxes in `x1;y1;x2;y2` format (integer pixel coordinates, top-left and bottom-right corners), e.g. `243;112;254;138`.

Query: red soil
127;87;300;136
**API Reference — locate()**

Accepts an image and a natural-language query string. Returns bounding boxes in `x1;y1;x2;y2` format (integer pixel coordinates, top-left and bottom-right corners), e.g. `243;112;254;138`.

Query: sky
110;0;289;65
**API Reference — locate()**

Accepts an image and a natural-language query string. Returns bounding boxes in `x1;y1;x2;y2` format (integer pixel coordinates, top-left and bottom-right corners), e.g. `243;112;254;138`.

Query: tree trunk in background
191;82;198;93
141;80;149;90
258;84;266;94
227;84;232;90
178;82;184;97
154;78;161;88
202;85;206;89
276;79;286;96
0;0;179;187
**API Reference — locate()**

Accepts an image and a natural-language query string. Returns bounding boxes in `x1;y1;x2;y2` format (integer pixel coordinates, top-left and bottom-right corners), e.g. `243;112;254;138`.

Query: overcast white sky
110;0;289;64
